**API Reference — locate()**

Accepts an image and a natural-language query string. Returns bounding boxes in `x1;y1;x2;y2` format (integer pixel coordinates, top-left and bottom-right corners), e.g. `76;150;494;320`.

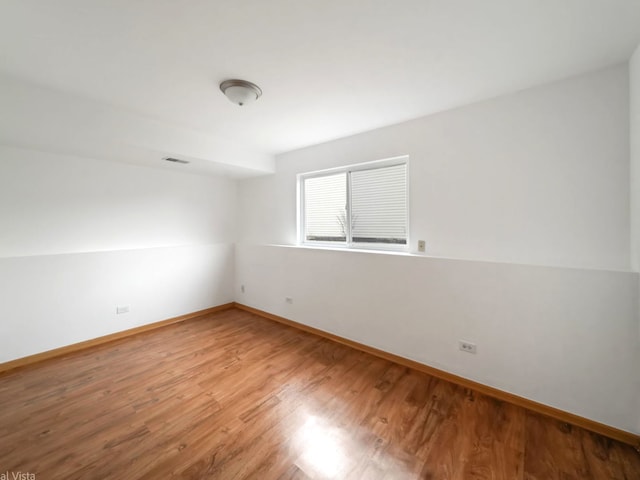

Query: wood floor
0;309;638;479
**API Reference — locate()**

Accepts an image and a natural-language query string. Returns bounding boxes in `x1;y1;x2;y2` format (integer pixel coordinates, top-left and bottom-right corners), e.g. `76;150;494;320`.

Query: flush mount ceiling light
219;79;262;106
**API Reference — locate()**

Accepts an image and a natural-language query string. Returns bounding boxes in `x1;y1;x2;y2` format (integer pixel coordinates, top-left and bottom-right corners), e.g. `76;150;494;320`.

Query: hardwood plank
0;303;235;375
0;308;637;479
524;411;640;480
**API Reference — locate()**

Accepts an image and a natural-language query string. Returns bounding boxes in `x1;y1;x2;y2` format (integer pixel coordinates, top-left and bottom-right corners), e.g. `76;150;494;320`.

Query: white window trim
297;155;410;252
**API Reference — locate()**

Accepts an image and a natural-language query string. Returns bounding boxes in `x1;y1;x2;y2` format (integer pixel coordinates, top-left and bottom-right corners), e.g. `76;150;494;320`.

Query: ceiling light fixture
219;79;262;106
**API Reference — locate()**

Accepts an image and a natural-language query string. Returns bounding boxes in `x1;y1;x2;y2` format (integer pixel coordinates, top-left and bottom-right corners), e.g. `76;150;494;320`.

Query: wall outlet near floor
241;284;245;293
459;340;477;354
418;240;426;252
285;297;293;304
116;305;130;315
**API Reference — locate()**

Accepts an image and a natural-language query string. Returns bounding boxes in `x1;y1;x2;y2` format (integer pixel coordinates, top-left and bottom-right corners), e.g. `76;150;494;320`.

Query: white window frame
297;156;409;252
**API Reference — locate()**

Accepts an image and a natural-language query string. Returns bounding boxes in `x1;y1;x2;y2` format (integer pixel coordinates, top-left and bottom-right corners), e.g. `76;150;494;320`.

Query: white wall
631;46;640;272
236;65;640;434
240;65;630;271
0;146;236;362
630;44;640;427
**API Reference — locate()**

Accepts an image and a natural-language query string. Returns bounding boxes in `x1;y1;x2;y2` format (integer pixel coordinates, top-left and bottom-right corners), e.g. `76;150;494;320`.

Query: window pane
351;164;407;244
304;173;347;242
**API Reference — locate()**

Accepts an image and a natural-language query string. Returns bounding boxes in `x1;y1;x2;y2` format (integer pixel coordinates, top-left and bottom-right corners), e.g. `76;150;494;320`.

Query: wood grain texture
234;303;640;450
0;303;235;374
0;308;638;479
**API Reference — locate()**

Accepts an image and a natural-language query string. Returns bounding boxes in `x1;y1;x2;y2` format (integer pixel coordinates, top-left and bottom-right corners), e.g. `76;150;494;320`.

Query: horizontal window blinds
351;163;407;244
304;172;347;242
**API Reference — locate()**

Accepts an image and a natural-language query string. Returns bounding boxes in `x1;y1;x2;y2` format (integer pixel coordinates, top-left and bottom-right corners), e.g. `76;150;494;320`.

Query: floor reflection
291;410;415;479
293;414;349;478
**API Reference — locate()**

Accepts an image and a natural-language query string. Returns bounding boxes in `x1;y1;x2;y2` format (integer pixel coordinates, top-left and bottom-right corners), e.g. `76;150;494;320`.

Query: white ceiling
1;0;640;177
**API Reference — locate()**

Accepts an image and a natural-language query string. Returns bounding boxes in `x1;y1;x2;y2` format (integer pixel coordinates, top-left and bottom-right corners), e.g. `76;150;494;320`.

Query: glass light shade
220;79;262;106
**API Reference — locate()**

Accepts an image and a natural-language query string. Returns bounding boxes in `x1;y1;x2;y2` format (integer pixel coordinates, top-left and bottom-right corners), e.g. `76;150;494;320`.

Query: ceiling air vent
163;157;190;165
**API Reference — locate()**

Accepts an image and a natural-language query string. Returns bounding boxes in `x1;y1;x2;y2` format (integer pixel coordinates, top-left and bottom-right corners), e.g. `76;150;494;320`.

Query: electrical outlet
418;240;426;252
458;340;477;354
241;284;245;293
116;305;130;315
285;297;293;304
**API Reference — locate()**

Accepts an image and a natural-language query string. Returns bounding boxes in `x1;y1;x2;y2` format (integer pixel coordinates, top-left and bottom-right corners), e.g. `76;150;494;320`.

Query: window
299;157;408;250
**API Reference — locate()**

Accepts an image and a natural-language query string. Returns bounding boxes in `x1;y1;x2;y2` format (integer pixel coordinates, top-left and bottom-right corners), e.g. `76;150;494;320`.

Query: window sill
274;243;418;257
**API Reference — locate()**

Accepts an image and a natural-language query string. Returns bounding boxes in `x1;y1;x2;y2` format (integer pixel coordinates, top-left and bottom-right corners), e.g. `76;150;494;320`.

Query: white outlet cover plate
458;340;477;354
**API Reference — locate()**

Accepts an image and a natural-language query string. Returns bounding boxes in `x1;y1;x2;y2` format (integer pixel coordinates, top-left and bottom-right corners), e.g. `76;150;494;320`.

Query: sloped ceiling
1;0;640;177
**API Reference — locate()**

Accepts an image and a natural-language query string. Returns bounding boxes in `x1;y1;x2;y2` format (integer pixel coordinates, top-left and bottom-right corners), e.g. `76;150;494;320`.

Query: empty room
1;1;640;478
